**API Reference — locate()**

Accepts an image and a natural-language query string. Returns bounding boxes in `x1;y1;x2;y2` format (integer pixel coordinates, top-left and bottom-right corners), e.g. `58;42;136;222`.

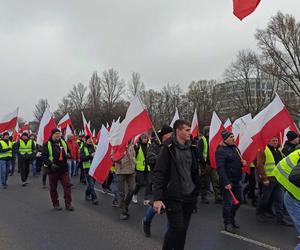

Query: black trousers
163;198;196;250
133;171;150;199
19;158;30;182
222;184;242;225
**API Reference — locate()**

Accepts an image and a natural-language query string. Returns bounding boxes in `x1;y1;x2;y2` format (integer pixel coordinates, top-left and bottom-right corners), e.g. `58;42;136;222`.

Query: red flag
191;109;199;138
209;112;225;168
224;118;232;132
233;0;261;20
12;123;20;142
82;112;93;138
89;126;112;184
37;107;56;145
110;96;153;161
19;122;30;134
0;108;19;133
58;113;72;130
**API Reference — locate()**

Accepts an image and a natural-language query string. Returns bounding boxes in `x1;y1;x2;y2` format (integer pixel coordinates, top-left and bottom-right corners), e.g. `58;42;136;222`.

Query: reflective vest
47;140;68;162
77;140;84;149
136;145;150;171
19;139;33;155
0;140;13;159
201;136;208;161
272;149;300;201
82;146;94;169
111;165;116;173
264;146;276;177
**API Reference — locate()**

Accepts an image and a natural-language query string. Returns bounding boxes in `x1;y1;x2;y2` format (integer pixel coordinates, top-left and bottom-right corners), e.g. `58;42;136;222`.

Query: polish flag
170;107;180;128
233;0;261;20
58;113;72;130
89;125;112;184
82;112;93;138
37;107;56;145
19;122;30;134
0;107;19;133
239;95;296;172
232;113;252;146
64;125;74;140
12;122;20;142
224;118;232;132
191;109;199;138
110;96;153;161
209;112;225;168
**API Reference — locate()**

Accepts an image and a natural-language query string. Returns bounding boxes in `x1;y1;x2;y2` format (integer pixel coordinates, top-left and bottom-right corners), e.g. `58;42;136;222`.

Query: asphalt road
0;174;299;250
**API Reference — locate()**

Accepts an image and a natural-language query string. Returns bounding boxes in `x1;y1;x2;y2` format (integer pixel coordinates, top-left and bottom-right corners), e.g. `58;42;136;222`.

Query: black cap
2;131;9;137
21;132;29;137
221;130;233;141
287;131;298;141
159;125;173;138
51;128;61;136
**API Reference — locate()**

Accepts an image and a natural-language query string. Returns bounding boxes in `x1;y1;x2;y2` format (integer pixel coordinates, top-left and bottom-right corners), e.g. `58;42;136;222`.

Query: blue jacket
215;143;243;186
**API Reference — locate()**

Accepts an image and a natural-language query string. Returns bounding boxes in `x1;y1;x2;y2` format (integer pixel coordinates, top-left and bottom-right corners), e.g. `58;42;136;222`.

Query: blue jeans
111;173;119;202
284;192;300;235
84;169;97;201
0;160;10;186
67;160;76;184
223;184;242;225
10;157;16;175
144;206;157;224
31;159;37;177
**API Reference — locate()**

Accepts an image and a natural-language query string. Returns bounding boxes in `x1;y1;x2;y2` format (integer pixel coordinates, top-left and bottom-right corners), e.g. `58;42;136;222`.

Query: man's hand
153;200;166;214
241;159;247;167
225;184;232;190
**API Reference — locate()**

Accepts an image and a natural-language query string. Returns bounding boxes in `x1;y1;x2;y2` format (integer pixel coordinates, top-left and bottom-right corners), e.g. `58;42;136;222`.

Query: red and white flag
64;125;73;140
209;112;225;168
233;0;261;20
191;109;199;138
58;113;72;130
12;122;20;142
170;107;180;128
82;112;93;138
224;118;232;132
89;125;112;184
232;113;252;145
110;96;153;161
239;95;297;173
37;107;56;145
19;122;30;134
0;107;19;133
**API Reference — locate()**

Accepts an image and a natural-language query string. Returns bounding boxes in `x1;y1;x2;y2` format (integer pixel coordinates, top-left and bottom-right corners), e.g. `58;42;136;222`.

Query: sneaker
277;219;293;227
143;220;151;237
143;200;150;206
22;182;26;187
112;200;119;207
224;224;236;234
132;195;138;204
232;222;240;229
66;205;75;211
54;205;62;211
120;213;129;220
85;195;92;201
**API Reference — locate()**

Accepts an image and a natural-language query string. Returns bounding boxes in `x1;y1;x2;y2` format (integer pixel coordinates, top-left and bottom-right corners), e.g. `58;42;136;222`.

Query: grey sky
1;0;300;121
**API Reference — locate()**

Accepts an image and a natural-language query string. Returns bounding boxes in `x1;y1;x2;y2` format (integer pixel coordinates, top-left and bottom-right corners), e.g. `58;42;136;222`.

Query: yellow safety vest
47;140;68;162
82;146;94;169
272;149;300;201
264;146;276;177
136;146;150;171
201;136;208;161
0;140;13;159
19;139;33;155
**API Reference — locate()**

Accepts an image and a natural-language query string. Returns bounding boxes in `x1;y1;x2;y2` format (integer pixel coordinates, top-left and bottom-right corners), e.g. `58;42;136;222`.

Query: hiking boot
224;224;236;234
66;205;75;211
132;195;138;204
120;213;129;220
143;220;151;237
277;219;293;227
232;222;240;229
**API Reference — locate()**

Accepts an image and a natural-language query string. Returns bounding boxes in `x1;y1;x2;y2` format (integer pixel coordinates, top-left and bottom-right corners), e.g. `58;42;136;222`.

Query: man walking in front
152;120;201;250
42;128;74;211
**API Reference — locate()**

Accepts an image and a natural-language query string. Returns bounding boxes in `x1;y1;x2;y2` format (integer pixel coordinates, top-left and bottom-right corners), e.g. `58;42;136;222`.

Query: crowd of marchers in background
1;121;300;250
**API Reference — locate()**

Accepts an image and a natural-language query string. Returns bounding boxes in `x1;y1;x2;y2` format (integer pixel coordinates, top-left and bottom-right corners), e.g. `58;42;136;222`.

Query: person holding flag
0;132;13;189
216;130;246;233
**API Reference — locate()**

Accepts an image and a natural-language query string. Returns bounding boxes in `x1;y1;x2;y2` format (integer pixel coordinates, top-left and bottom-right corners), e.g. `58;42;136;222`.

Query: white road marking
220;230;281;250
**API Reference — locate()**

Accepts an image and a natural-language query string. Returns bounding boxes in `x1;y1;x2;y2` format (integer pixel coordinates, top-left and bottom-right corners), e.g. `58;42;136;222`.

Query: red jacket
67;139;80;161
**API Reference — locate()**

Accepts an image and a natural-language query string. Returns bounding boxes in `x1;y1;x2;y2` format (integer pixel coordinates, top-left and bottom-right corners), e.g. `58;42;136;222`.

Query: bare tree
161;84;182;122
33;98;49;121
67;83;87;111
256;11;300;96
87;71;102;109
101;68;125;115
128;72;145;98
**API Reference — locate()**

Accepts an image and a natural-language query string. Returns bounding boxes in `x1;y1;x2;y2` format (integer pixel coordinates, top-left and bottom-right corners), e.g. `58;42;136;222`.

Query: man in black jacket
42;128;74;211
216;130;246;233
152;120;201;250
282;131;299;156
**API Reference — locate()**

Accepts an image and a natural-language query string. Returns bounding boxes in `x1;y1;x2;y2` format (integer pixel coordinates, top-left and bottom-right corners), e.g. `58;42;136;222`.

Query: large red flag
0;108;19;133
110;96;153;161
58;113;72;130
209;112;225;169
89;126;112;184
37;107;56;145
19;122;30;134
233;0;261;20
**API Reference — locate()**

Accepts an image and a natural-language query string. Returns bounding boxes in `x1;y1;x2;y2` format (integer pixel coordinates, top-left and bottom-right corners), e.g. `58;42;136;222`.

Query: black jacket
152;138;201;202
216;143;243;186
42;138;69;174
282;141;299;157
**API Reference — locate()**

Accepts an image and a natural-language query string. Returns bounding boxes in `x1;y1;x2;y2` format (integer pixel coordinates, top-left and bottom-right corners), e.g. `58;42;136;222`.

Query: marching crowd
1;120;300;250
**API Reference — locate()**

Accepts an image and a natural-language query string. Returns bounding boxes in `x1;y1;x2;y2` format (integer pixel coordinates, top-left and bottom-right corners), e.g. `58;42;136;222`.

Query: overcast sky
1;0;300;121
